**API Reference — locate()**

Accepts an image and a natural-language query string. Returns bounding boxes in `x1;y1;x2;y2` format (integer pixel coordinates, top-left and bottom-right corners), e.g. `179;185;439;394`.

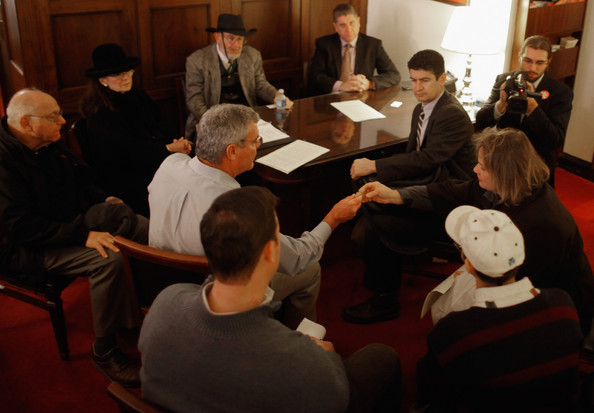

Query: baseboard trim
559;153;594;183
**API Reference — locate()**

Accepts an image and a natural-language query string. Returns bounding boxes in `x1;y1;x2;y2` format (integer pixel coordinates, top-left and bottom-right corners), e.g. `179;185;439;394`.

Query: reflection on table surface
254;85;418;169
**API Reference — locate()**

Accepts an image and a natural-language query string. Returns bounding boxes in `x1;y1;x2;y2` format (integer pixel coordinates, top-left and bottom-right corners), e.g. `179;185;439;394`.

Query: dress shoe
91;345;140;388
342;293;400;324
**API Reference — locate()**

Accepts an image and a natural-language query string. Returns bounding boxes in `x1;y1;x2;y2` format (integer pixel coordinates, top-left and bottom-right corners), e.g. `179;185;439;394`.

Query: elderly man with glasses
0;88;149;387
184;14;293;140
148;104;361;328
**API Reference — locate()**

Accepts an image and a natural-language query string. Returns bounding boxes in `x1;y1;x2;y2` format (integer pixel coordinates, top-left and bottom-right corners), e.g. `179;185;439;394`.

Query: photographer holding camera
476;35;573;187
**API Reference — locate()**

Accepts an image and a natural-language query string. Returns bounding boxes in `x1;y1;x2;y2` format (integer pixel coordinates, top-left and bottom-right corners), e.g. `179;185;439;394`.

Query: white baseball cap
445;206;525;277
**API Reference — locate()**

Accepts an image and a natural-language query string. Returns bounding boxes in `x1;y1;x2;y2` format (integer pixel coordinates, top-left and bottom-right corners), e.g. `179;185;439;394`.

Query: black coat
85;88;176;216
0;118;106;283
475;71;573;174
375;92;476;186
307;33;400;95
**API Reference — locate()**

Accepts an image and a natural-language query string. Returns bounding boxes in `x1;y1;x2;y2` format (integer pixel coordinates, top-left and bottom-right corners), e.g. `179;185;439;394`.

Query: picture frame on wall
433;0;470;6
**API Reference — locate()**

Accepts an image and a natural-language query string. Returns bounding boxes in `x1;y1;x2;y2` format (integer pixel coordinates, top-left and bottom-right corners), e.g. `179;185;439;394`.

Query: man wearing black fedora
184;13;293;140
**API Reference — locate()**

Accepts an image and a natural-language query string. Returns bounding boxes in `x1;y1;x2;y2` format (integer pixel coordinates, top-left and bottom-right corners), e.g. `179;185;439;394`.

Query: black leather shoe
91;346;140;388
342;293;400;324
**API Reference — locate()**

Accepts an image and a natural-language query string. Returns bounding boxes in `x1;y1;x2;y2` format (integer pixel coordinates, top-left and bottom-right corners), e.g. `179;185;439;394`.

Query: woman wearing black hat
80;43;191;217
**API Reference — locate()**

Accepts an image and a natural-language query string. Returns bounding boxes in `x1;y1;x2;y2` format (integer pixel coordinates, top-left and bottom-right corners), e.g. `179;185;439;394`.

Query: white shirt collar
473;277;539;309
340;36;358;49
202;280;275;315
216;43;235;66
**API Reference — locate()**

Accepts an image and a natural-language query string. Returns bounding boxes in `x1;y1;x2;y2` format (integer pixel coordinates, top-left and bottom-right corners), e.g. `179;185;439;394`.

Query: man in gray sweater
139;186;401;412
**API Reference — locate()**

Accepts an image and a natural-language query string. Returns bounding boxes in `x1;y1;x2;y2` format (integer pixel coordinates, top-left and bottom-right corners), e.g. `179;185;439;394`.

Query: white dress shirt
148;154;332;276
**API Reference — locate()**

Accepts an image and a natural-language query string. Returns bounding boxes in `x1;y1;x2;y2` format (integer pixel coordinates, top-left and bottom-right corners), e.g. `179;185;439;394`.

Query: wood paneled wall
0;0;367;134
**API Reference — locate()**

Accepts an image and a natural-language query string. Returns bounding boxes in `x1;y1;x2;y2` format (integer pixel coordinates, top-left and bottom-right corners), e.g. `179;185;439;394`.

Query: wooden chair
174;76;188;137
114;236;209;314
107;382;165;413
70;117;91;164
0;273;75;360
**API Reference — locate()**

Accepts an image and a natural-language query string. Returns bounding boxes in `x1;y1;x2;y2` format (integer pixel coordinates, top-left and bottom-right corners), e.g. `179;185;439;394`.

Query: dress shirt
148;154;332;276
216;43;233;68
332;37;358;93
417;91;443;148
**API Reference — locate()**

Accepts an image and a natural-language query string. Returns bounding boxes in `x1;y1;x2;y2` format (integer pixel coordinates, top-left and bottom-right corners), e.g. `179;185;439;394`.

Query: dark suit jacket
307;33;400;95
475;71;573;172
375;92;475;186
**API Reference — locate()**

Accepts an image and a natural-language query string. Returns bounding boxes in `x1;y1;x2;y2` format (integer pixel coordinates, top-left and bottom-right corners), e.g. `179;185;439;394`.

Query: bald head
6;88;65;151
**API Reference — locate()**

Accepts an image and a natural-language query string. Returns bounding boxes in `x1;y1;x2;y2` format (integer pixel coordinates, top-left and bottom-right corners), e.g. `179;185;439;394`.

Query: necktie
227;59;235;74
416;109;425;151
340;44;351;83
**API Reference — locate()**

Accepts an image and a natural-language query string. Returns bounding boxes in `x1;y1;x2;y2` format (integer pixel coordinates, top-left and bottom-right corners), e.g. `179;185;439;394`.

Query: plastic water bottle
275;89;287;110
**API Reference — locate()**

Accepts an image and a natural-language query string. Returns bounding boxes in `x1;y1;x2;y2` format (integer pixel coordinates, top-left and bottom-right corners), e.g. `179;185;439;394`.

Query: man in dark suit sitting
307;3;400;95
343;50;476;325
475;35;573;187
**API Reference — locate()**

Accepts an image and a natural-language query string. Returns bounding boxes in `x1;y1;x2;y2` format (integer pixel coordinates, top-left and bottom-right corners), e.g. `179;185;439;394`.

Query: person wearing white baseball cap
445;205;525;284
413;205;583;412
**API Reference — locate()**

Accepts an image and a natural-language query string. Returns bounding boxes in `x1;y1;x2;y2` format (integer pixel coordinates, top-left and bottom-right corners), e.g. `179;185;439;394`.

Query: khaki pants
270;263;321;329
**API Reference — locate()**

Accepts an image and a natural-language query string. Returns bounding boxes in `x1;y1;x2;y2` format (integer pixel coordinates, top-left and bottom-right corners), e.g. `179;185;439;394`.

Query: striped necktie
416;109;425;151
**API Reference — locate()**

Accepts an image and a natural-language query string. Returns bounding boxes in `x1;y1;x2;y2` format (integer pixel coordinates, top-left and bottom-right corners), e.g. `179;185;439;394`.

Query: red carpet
1;167;592;412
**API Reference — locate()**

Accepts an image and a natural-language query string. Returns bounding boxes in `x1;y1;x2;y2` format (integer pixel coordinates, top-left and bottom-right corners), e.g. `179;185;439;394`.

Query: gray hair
195;104;260;164
6;88;41;122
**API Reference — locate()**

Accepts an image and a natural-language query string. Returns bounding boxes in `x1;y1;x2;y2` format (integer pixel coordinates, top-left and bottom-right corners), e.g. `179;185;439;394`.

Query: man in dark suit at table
350;49;475;190
342;49;475;325
307;3;400;96
475;35;573;187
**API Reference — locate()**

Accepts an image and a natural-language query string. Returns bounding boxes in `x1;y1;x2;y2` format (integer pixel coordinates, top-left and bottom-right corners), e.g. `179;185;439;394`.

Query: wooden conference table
250;85;418;233
253;85;418;183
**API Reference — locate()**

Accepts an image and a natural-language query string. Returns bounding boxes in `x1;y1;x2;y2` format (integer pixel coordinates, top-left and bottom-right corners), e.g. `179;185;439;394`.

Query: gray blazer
184;43;277;139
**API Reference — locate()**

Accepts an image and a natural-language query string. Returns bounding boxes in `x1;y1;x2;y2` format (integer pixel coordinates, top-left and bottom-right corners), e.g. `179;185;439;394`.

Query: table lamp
441;6;506;115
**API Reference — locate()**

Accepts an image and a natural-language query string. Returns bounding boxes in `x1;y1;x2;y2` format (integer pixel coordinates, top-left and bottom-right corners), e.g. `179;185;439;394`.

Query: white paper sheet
257;118;290;144
330;99;386;122
296;318;326;339
255;140;329;174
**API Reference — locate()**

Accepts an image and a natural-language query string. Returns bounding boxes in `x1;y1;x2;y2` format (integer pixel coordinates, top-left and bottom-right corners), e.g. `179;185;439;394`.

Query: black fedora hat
85;43;140;78
206;14;257;37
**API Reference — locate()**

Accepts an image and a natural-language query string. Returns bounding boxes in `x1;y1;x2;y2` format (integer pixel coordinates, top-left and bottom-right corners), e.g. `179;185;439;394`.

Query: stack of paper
257;119;291;147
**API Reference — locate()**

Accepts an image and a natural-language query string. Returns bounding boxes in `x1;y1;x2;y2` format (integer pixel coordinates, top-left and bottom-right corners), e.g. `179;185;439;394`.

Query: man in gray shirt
149;103;361;327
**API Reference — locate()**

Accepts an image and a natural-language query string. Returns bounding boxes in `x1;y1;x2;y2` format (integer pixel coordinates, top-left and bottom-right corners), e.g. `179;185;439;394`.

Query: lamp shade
441;6;506;55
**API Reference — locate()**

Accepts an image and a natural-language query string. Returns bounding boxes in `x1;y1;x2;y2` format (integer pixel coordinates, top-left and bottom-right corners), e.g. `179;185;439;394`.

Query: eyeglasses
222;34;246;46
26;110;64;123
107;69;135;80
241;136;263;148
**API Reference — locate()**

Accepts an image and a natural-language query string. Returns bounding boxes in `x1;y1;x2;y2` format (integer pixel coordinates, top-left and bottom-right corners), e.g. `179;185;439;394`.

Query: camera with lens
503;71;542;114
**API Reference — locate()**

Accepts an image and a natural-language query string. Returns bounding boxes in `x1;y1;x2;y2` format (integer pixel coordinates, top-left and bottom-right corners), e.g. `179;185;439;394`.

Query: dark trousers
357;203;446;295
42;214;149;338
344;343;402;412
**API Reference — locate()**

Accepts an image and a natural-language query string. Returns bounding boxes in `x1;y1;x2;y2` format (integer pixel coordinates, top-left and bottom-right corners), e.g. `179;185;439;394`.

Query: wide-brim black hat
85;43;140;78
206;14;257;37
